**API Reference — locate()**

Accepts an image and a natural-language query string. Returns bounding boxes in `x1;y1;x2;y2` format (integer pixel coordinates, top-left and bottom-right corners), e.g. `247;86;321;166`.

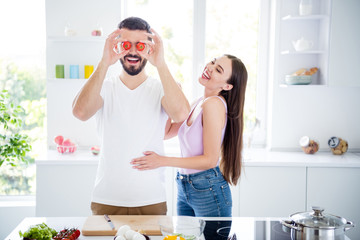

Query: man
72;17;190;215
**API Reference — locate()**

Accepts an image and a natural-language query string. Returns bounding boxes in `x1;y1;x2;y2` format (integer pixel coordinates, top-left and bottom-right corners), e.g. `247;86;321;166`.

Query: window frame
192;0;270;147
122;0;270;147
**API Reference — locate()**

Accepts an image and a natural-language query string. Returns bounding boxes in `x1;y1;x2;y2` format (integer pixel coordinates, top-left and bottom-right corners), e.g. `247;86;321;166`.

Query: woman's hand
101;29;129;67
137;28;166;68
131;151;165;170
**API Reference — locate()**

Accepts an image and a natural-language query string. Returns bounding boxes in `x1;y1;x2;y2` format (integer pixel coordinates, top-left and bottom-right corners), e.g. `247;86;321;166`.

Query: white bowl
285;75;312;85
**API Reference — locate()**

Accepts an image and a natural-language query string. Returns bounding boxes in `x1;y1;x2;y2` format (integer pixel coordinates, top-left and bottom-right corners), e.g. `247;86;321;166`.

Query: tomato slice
122;41;131;50
136;42;145;51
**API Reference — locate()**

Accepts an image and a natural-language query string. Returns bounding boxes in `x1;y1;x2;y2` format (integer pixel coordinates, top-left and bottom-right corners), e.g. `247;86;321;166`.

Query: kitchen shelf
48;78;88;81
276;0;332;86
281;50;325;55
279;83;327;88
47;36;106;42
282;14;329;21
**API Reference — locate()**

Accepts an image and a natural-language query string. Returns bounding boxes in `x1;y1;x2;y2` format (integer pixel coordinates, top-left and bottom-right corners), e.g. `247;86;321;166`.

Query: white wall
268;0;360;151
0;203;35;239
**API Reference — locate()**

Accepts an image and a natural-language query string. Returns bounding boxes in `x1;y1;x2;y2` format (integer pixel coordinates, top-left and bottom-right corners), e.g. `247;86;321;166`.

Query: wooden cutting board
82;215;170;236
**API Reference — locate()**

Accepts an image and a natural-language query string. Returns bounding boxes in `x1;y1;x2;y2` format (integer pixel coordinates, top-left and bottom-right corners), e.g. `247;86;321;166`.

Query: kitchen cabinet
238;166;307;217
328;0;360;86
35;151;177;217
36;160;98;217
307;167;360;240
275;0;332;86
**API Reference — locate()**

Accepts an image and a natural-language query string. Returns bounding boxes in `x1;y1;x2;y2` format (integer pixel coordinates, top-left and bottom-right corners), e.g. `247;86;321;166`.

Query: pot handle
282;220;302;231
344;221;355;231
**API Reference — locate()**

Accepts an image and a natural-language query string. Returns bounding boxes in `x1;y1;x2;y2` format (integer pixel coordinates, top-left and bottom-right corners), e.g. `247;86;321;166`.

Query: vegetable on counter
53;227;80;240
19;223;57;240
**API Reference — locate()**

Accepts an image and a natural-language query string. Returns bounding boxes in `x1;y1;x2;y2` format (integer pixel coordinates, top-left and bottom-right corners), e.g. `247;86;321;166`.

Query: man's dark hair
118;17;151;33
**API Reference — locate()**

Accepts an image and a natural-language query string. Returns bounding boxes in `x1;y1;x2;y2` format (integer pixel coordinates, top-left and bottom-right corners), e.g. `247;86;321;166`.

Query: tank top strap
203;96;227;113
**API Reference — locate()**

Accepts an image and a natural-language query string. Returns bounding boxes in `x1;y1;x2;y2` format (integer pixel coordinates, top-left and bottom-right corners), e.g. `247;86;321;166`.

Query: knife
104;214;115;230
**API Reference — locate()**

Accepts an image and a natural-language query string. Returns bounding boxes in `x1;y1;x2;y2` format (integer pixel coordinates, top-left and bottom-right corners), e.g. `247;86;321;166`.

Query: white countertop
5;216;352;240
36;149;360;168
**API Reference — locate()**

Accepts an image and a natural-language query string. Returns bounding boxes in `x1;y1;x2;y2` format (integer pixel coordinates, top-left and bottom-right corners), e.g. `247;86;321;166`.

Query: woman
131;54;248;217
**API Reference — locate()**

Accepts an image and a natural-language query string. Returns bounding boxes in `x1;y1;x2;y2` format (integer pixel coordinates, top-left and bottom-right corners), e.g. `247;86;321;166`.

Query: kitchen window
1;0;269;196
0;0;46;197
125;0;268;149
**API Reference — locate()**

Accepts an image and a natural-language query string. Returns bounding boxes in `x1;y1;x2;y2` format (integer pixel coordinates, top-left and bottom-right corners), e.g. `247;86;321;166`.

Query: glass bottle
299;0;313;16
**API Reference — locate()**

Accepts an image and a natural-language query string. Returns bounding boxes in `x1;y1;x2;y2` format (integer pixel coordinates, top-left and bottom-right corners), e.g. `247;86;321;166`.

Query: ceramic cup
55;65;65;78
69;65;79;79
84;65;94;79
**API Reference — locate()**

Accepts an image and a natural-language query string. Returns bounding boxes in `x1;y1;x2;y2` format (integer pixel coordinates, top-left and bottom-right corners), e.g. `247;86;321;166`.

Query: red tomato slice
122;41;131;50
136;42;145;51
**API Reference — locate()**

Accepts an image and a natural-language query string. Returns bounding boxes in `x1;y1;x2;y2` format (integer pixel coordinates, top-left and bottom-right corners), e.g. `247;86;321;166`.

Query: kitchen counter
36;149;360;168
4;216;352;240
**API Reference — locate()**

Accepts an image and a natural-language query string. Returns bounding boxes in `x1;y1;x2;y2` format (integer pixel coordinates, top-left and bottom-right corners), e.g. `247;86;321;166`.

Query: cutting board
82;215;170;236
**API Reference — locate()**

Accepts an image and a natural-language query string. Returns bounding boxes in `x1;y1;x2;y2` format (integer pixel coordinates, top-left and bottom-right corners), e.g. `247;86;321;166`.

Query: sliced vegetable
122;41;132;50
136;42;145;51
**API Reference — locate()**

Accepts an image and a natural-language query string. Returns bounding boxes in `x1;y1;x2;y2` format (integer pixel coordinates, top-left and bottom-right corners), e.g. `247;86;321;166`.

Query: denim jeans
176;166;232;217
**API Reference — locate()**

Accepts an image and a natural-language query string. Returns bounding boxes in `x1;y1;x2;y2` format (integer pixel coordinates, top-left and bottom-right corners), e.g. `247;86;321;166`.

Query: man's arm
158;64;190;122
72;29;126;121
72;62;107;121
138;28;190;122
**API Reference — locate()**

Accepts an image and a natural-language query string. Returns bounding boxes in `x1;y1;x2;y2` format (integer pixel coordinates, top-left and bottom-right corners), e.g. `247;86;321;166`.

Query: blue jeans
176;166;232;217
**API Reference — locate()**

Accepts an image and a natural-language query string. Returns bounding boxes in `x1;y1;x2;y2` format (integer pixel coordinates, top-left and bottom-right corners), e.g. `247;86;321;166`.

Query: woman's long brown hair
219;54;248;186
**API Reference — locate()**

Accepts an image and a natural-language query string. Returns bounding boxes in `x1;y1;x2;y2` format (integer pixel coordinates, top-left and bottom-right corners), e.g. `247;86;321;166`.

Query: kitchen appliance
204;217;352;240
281;207;354;240
204;219;292;240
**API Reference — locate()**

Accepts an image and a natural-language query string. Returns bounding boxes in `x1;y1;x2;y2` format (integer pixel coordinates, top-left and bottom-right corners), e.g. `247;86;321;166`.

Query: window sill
0;196;35;207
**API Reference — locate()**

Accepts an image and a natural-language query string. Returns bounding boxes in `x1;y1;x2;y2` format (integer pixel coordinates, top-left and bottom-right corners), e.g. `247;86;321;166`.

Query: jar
328;136;348;155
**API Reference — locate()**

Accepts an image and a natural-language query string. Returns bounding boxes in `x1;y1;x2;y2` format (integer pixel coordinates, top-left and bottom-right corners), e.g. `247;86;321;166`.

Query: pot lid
290;206;348;229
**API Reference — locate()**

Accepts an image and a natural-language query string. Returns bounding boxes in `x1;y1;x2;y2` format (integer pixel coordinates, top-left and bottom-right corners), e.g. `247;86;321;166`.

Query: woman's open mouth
202;68;210;80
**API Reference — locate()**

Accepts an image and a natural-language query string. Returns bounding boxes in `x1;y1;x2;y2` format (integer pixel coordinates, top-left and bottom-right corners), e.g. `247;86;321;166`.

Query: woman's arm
164;119;184;140
132;97;227;170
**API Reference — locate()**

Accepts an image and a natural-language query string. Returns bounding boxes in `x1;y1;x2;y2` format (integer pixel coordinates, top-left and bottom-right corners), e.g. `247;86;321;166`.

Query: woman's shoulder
202;96;227;112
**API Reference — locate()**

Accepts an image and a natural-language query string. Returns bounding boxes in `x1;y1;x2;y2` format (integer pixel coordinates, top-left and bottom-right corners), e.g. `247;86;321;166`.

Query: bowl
56;143;78;154
159;216;206;240
285;75;312;85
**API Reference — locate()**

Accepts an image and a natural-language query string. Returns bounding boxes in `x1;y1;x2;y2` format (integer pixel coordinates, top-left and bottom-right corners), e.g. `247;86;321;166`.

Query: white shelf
282;14;329;21
47;36;106;42
279;83;327;88
49;78;87;81
277;0;332;87
281;50;326;55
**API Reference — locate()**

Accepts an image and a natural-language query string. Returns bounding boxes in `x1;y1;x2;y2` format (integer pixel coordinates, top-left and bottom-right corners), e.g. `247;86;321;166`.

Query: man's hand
101;29;129;67
137;28;166;68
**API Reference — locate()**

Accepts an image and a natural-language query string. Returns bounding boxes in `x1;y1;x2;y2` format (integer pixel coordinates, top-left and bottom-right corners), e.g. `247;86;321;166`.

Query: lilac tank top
178;96;227;174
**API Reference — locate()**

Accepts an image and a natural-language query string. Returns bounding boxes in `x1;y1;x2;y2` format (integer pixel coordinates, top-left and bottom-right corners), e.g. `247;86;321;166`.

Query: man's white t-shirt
92;75;168;207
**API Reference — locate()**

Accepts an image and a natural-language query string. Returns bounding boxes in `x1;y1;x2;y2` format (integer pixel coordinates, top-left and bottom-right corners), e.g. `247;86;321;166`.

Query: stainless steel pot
282;206;355;240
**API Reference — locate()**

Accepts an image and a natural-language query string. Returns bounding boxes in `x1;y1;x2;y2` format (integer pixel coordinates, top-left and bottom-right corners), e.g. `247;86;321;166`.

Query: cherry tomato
122;41;131;50
74;229;81;238
136;42;145;51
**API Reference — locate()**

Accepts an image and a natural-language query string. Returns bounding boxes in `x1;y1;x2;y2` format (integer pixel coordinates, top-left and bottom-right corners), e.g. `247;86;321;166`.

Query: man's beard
120;54;147;76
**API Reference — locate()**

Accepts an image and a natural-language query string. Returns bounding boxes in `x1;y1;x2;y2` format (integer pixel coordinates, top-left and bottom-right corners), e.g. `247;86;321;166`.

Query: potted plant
0;90;32;167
